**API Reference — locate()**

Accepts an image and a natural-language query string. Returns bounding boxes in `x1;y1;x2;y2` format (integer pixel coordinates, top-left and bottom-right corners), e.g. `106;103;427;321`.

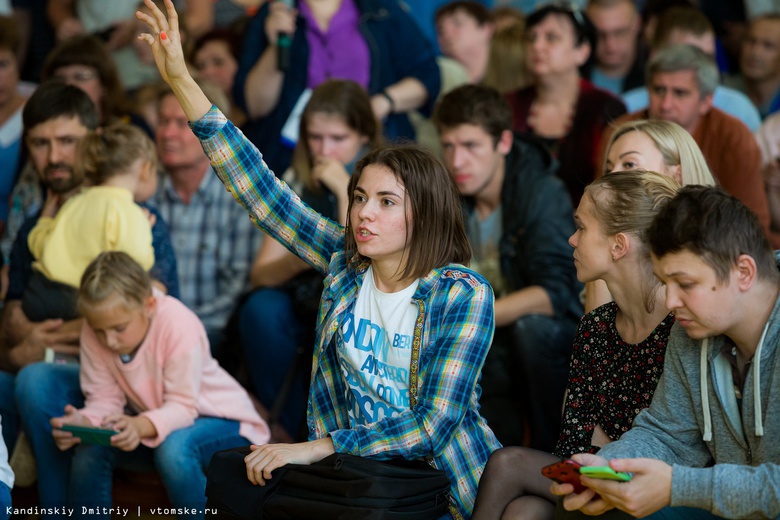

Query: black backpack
206;447;451;519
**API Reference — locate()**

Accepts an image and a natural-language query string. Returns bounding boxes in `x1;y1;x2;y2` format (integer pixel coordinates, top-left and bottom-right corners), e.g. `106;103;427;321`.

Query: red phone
541;459;586;493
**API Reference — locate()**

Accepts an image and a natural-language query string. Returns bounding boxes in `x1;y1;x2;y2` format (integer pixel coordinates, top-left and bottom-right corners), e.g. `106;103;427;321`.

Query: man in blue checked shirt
149;85;262;350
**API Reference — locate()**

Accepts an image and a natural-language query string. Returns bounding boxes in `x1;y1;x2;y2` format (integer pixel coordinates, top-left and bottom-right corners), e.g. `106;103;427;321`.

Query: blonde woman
603;119;716;186
585;119;717;312
472;171;678;520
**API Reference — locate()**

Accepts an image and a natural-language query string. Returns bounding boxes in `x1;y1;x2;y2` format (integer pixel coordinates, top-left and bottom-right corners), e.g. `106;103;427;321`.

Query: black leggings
471;446;560;520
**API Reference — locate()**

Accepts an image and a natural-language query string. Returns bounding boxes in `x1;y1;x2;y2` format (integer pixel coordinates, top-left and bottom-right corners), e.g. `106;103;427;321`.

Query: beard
44;163;84;194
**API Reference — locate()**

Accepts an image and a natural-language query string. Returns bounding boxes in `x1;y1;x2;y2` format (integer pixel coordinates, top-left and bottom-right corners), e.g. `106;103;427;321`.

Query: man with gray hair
621;5;762;132
599;44;775;246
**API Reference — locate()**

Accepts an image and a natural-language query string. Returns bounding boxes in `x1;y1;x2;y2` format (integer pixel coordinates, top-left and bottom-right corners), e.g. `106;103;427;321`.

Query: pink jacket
79;290;270;447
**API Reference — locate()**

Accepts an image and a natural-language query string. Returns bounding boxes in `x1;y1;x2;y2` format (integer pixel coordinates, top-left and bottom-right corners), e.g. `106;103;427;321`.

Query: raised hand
135;0;212;121
135;0;189;86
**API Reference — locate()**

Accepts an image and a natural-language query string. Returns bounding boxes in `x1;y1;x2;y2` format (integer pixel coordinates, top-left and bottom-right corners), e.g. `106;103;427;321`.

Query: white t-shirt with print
339;266;419;426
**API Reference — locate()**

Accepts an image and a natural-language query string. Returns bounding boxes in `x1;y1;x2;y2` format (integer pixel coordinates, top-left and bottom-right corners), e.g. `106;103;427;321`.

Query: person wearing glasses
41;35;135;129
506;3;626;206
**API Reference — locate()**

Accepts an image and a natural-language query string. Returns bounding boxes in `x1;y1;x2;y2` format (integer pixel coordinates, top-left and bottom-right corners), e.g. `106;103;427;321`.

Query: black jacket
463;135;583;324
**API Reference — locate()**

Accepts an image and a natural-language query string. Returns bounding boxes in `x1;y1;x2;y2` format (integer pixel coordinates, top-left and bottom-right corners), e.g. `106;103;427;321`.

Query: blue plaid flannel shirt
191;107;501;519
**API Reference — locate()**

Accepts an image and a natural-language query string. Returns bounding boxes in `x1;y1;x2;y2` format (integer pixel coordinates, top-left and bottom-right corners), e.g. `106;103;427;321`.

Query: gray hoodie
598;285;780;519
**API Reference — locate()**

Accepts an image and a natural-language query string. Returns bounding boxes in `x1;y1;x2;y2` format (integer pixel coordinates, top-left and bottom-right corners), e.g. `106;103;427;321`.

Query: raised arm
136;0;212;121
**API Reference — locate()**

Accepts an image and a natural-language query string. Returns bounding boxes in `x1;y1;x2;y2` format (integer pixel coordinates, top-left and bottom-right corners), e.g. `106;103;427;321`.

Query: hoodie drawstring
753;323;768;437
700;338;712;442
699;325;766;442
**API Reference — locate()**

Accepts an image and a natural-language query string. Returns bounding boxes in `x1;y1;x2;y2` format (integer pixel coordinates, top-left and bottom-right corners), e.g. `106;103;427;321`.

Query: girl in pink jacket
51;251;270;519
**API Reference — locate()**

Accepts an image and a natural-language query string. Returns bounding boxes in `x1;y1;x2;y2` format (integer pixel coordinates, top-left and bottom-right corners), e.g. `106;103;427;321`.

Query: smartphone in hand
541;459;586;493
60;424;119;446
580;466;632;482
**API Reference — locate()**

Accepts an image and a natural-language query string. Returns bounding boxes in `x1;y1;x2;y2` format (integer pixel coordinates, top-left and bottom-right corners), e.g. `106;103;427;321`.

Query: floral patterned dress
553;302;674;458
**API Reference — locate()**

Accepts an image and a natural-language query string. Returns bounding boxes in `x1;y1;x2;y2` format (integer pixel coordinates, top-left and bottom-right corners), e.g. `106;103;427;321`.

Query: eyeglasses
54;69;99;84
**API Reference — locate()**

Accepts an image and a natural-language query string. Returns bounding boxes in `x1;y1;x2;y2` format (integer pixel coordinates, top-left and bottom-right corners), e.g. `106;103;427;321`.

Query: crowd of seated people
0;0;778;518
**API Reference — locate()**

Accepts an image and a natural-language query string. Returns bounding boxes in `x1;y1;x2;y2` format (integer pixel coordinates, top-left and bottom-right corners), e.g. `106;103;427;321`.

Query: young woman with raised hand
471;170;679;520
238;78;382;440
136;2;500;518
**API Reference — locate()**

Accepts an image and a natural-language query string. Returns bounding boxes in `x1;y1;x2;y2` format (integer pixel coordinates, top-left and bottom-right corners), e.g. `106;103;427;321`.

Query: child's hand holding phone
103;414;157;452
50;404;95;451
59;424;119;446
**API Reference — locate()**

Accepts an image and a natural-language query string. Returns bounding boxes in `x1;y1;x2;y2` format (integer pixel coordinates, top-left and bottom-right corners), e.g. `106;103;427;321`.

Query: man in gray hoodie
554;185;780;519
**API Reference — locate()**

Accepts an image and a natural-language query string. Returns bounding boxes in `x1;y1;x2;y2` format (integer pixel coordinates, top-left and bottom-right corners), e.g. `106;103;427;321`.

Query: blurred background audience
1;0;780;510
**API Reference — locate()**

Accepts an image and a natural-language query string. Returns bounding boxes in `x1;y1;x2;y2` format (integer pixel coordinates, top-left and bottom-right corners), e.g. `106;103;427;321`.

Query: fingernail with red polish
160;31;167;40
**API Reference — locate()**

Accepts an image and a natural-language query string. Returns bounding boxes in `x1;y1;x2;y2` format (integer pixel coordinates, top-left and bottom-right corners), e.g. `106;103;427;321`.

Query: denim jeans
0;370;18;451
239;288;309;437
0;481;9;520
646;507;725;519
556;498;726;519
15;362;83;517
69;417;248;520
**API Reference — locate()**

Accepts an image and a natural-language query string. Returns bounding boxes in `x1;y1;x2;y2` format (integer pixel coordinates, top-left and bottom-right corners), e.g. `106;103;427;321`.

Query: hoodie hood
698;251;780;441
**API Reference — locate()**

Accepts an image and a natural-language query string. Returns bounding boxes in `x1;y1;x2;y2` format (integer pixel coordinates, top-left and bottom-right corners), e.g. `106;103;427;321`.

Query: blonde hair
606;119;716;187
585;170;680;312
78;251;152;312
77;124;157;185
482;23;530;94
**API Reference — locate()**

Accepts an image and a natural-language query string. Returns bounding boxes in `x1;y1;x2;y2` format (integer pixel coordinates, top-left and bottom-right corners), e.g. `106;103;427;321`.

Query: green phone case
579;466;632;482
60;424;118;446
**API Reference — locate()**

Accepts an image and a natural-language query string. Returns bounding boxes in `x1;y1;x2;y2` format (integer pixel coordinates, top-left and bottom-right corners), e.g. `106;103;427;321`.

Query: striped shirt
191;106;501;519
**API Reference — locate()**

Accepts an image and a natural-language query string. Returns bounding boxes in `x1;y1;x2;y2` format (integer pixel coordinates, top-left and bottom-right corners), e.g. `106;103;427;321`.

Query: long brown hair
291;80;382;193
344;145;472;280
